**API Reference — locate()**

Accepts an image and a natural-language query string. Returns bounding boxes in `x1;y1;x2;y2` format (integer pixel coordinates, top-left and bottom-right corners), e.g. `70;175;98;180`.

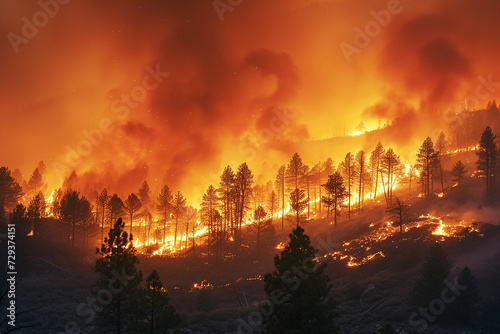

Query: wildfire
325;214;481;268
275;242;285;250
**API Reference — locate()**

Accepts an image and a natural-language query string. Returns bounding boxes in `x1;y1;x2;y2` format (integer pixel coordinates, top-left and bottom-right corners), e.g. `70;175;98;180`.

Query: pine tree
95;218;142;333
449;266;480;325
339;153;356;220
219;165;235;236
450;160;467;187
60;190;92;248
355;150;367;210
275;165;286;231
124;193;142;238
0;167;23;211
380;148;402;204
262;227;337;333
386;196;411;234
133;269;181;333
476;126;497;200
251;205;270;260
157;185;173;243
435;131;448;194
108;194;125;231
172;191;186;246
10;204;30;237
370;142;385;200
234;163;254;236
289;188;307;228
416;137;439;198
322;172;347;227
409;244;451;307
97;188;110;244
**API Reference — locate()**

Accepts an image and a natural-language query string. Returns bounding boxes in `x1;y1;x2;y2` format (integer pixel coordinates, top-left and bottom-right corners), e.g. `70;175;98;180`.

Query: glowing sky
1;0;499;204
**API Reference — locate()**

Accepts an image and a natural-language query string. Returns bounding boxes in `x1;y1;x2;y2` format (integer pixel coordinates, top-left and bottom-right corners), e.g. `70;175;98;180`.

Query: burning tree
95;218;143;333
321;172;347;227
476;126;497;200
262;226;337;333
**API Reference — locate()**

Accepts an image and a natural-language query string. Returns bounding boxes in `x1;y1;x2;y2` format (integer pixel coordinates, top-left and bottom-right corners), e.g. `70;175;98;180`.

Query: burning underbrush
321;214;482;268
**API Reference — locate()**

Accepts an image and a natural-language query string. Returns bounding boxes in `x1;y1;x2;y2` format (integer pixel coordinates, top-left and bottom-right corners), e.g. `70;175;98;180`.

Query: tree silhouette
450;160;467;187
435;131;449;194
250;205;269;260
380;148;402;204
235;163;253;237
27;192;46;238
370;142;384;200
97;188;110;244
322;172;347;227
95;218;142;333
157;185;173;244
476;126;497;200
172;191;186;247
27;167;46;197
339;152;356;220
262;227;337;333
137;181;152;209
219;165;235;238
124;193;142;238
289;188;307;228
60;190;92;248
386;196;411;234
275;165;286;232
0;167;23;213
449;266;480;325
416;137;439;198
108;194;125;231
355;150;367;209
201;185;219;259
286;153;307;192
9;204;31;237
409;244;451;308
132;269;181;333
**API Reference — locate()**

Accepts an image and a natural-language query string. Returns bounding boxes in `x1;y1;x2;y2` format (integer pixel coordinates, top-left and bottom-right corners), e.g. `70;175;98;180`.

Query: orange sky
1;0;499;205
